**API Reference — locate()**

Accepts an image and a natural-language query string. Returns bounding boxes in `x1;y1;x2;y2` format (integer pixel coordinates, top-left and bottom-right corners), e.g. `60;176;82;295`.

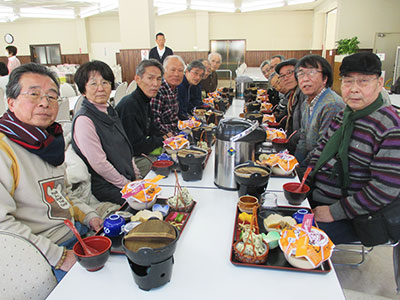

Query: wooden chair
0;230;57;299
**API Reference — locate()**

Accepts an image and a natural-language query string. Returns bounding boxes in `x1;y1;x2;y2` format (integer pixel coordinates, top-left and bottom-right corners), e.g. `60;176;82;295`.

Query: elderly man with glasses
200;52;221;93
294;55;344;173
308;52;400;245
274;58;307;153
0;63;103;282
177;60;205;120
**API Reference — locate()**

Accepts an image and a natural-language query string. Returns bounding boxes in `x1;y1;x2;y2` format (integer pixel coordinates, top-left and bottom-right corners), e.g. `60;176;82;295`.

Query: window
210;39;246;79
30;44;62;65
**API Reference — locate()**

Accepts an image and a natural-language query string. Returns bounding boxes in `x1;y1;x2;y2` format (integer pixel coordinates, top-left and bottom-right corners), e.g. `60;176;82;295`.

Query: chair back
73;95;85;115
60;83;77;98
0;88;5;115
56;97;71;121
113;82;128;106
126;80;137;95
0;230;57;299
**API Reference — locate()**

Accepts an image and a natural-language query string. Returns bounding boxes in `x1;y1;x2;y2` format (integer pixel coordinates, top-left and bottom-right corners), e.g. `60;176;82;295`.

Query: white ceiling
0;0;325;22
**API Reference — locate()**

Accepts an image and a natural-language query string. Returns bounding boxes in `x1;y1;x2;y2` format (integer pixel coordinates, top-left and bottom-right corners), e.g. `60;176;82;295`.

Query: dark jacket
177;76;202;120
115;86;163;155
201;70;218;93
71;98;135;205
149;46;173;64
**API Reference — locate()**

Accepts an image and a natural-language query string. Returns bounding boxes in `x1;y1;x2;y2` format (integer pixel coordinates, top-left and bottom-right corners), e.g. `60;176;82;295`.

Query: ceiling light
287;0;316;5
0;5;13;13
154;0;187;7
241;0;284;12
79;0;118;18
20;7;75;19
157;6;186;15
190;1;236;13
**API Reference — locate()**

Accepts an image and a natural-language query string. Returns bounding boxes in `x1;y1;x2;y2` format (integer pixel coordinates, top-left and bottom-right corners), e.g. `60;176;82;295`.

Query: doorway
210;39;246;79
374;32;400;87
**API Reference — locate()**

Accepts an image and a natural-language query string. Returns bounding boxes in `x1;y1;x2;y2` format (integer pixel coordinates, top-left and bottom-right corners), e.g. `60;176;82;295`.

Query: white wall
0;18;88;55
337;0;400;48
209;11;314;50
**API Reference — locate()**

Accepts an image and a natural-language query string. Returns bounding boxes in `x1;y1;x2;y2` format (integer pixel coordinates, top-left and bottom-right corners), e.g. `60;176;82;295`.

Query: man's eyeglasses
296;69;322;79
278;70;295;79
340;76;378;87
20;89;61;105
87;80;112;89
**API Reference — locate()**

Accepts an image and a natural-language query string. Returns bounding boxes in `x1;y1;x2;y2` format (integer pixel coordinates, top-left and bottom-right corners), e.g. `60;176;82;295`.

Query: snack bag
279;224;335;269
260;151;299;173
262;114;276;123
261;103;273;111
178;117;201;130
202;97;214;105
263;127;286;140
257;89;267;95
121;175;164;204
163;134;190;150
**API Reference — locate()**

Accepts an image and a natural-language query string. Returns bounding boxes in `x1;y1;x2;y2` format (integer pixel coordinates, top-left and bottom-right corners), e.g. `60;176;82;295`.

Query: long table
47;98;345;300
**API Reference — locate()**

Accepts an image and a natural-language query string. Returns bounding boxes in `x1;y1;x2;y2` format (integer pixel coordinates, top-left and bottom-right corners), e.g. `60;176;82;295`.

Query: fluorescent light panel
157;6;186;15
241;0;284;12
287;0;316;5
20;7;75;19
190;0;235;12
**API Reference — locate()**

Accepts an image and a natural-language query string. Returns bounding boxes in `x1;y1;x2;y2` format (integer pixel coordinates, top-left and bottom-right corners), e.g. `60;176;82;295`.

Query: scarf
285;90;296;132
0;110;65;166
310;94;383;190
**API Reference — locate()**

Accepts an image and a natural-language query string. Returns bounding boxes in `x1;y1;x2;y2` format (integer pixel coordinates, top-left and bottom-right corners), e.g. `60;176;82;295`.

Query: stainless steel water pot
214;118;266;190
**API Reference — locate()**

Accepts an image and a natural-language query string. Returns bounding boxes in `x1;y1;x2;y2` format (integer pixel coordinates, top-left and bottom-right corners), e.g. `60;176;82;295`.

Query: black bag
352;200;400;247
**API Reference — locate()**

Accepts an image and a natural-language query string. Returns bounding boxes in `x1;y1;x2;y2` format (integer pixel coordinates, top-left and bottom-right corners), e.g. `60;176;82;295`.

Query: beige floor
332;245;400;299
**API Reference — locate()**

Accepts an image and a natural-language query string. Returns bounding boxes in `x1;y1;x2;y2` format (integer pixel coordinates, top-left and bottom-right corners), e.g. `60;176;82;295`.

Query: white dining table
47;98;345;300
47;187;344;300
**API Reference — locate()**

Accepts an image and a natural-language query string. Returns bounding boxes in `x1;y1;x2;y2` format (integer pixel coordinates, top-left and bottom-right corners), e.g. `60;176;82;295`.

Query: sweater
201;71;218;93
309;103;400;221
148;46;173;64
116;87;163;155
295;88;344;166
0;133;98;266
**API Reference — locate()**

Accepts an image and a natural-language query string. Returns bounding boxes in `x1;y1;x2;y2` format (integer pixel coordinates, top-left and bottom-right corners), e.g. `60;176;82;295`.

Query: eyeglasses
20;89;61;105
87;80;112;89
278;70;295;79
340;76;378;87
190;69;204;78
296;69;322;79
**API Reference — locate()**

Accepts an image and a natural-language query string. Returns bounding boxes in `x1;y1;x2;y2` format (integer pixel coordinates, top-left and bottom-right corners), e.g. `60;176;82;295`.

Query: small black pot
234;161;271;200
177;146;208;181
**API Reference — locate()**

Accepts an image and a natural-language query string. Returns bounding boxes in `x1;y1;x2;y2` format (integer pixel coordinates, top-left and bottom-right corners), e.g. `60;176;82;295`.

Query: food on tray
234;166;269;177
238;212;252;224
121;176;163;207
163;134;190;151
178;117;201;130
202;97;214;105
235;230;266;257
257;89;267;95
263;213;296;233
263;127;286;140
261;102;273;111
262;231;281;250
168;187;194;211
279;224;335;269
177;148;207;158
131;209;163;222
196;140;209;151
262;114;276;124
258;151;298;175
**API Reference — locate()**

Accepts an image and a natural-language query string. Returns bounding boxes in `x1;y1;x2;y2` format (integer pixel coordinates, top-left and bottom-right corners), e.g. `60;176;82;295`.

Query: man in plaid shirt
151;55;185;135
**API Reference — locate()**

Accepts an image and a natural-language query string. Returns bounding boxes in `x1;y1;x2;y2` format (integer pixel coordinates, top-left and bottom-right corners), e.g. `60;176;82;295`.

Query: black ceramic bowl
245;112;263;124
283;182;310;205
73;236;111;271
234;162;271;199
246;101;261;112
272;138;288;152
152;160;174;177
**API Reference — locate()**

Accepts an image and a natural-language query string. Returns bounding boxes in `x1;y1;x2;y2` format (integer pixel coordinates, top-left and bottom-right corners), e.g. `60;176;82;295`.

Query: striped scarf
0;110;65;166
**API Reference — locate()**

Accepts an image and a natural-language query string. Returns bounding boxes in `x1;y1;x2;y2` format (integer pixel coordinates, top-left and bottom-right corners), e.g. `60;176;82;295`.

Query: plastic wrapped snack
178;117;202;130
121;176;163;209
258;151;298;175
163;134;190;151
279;224;334;269
263;127;286;140
261;102;273;111
262;114;276;124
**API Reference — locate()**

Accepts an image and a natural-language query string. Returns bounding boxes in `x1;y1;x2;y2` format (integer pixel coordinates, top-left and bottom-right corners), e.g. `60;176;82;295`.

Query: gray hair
260;60;270;70
6;63;60;99
208;52;222;62
163;55;186;70
272;55;285;61
187;60;206;72
136;59;164;77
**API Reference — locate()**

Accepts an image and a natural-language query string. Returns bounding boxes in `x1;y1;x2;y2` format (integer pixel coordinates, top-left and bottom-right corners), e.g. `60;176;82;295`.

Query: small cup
103;214;126;237
238;195;259;214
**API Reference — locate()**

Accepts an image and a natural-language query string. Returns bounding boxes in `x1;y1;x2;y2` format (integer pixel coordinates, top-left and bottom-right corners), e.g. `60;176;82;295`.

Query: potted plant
336;36;360;55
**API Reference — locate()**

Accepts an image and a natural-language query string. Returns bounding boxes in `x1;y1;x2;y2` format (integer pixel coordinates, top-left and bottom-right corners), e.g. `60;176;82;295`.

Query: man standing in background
149;32;174;64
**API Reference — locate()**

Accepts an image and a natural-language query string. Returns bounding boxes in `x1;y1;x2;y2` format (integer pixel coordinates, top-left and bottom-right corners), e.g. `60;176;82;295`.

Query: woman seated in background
72;60;140;205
